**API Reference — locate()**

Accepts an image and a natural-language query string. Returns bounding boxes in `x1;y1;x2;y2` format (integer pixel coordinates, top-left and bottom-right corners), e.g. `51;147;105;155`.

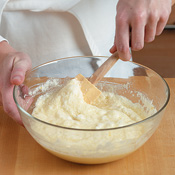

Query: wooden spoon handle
88;52;119;85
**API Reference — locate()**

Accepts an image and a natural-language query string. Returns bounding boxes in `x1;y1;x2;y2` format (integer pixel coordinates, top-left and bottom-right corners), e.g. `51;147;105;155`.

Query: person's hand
110;0;172;60
0;41;32;126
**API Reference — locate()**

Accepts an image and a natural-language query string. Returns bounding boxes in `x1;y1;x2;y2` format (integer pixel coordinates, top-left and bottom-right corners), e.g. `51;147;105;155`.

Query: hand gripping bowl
13;56;170;164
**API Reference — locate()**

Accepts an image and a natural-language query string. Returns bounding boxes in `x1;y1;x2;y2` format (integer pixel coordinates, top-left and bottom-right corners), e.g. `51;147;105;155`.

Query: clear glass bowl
13;56;170;164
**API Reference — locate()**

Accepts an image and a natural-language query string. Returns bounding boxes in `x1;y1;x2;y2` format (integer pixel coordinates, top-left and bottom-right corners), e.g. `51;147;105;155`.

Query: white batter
31;78;156;129
29;78;157;163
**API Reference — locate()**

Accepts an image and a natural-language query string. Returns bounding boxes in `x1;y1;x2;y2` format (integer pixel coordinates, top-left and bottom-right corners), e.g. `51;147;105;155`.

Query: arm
0;41;32;125
110;0;174;60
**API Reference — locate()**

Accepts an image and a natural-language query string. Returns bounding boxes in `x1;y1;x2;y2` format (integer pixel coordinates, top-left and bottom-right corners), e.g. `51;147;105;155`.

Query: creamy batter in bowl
13;56;170;164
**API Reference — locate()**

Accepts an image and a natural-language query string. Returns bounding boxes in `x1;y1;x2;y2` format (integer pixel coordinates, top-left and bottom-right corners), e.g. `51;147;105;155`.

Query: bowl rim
13;56;170;131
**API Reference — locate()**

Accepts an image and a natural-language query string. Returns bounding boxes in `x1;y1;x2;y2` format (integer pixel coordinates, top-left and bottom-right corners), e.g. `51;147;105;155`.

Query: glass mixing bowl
13;56;170;164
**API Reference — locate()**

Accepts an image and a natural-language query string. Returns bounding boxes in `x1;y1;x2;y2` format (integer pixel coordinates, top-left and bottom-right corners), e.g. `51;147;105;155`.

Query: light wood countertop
0;78;175;175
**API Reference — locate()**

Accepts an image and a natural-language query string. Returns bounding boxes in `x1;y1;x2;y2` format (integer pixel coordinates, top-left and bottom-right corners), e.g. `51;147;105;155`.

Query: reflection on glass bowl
13;56;170;164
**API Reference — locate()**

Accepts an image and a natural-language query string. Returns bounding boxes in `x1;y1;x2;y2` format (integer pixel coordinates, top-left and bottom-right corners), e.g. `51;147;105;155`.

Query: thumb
10;54;31;85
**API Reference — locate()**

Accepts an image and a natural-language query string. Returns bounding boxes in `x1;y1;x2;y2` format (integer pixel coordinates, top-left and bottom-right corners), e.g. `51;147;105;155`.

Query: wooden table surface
0;78;175;175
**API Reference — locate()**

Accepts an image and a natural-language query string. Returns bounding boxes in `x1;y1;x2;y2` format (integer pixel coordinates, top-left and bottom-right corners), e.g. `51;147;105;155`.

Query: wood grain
0;78;175;175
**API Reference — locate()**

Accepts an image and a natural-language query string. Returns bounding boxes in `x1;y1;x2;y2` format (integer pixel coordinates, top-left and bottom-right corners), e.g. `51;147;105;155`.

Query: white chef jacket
0;0;134;77
0;0;118;65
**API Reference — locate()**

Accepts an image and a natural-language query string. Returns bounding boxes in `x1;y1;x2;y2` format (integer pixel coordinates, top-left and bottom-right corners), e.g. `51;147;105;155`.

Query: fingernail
12;76;21;81
145;37;154;43
134;42;143;51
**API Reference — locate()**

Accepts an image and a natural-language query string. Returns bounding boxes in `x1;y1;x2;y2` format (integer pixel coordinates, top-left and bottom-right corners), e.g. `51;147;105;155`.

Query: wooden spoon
76;52;119;104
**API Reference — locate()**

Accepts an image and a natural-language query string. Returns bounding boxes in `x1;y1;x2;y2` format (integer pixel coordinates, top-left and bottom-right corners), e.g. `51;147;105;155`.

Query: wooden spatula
76;52;119;104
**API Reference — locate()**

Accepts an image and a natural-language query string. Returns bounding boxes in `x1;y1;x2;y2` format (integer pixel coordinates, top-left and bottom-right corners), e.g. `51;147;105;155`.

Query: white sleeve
0;35;8;43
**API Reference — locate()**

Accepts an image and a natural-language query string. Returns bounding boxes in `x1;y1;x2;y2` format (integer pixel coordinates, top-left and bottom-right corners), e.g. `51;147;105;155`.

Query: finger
115;18;131;61
110;45;117;54
156;15;169;36
131;18;145;51
156;5;171;35
10;53;32;85
2;80;23;126
144;13;159;43
1;56;23;125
